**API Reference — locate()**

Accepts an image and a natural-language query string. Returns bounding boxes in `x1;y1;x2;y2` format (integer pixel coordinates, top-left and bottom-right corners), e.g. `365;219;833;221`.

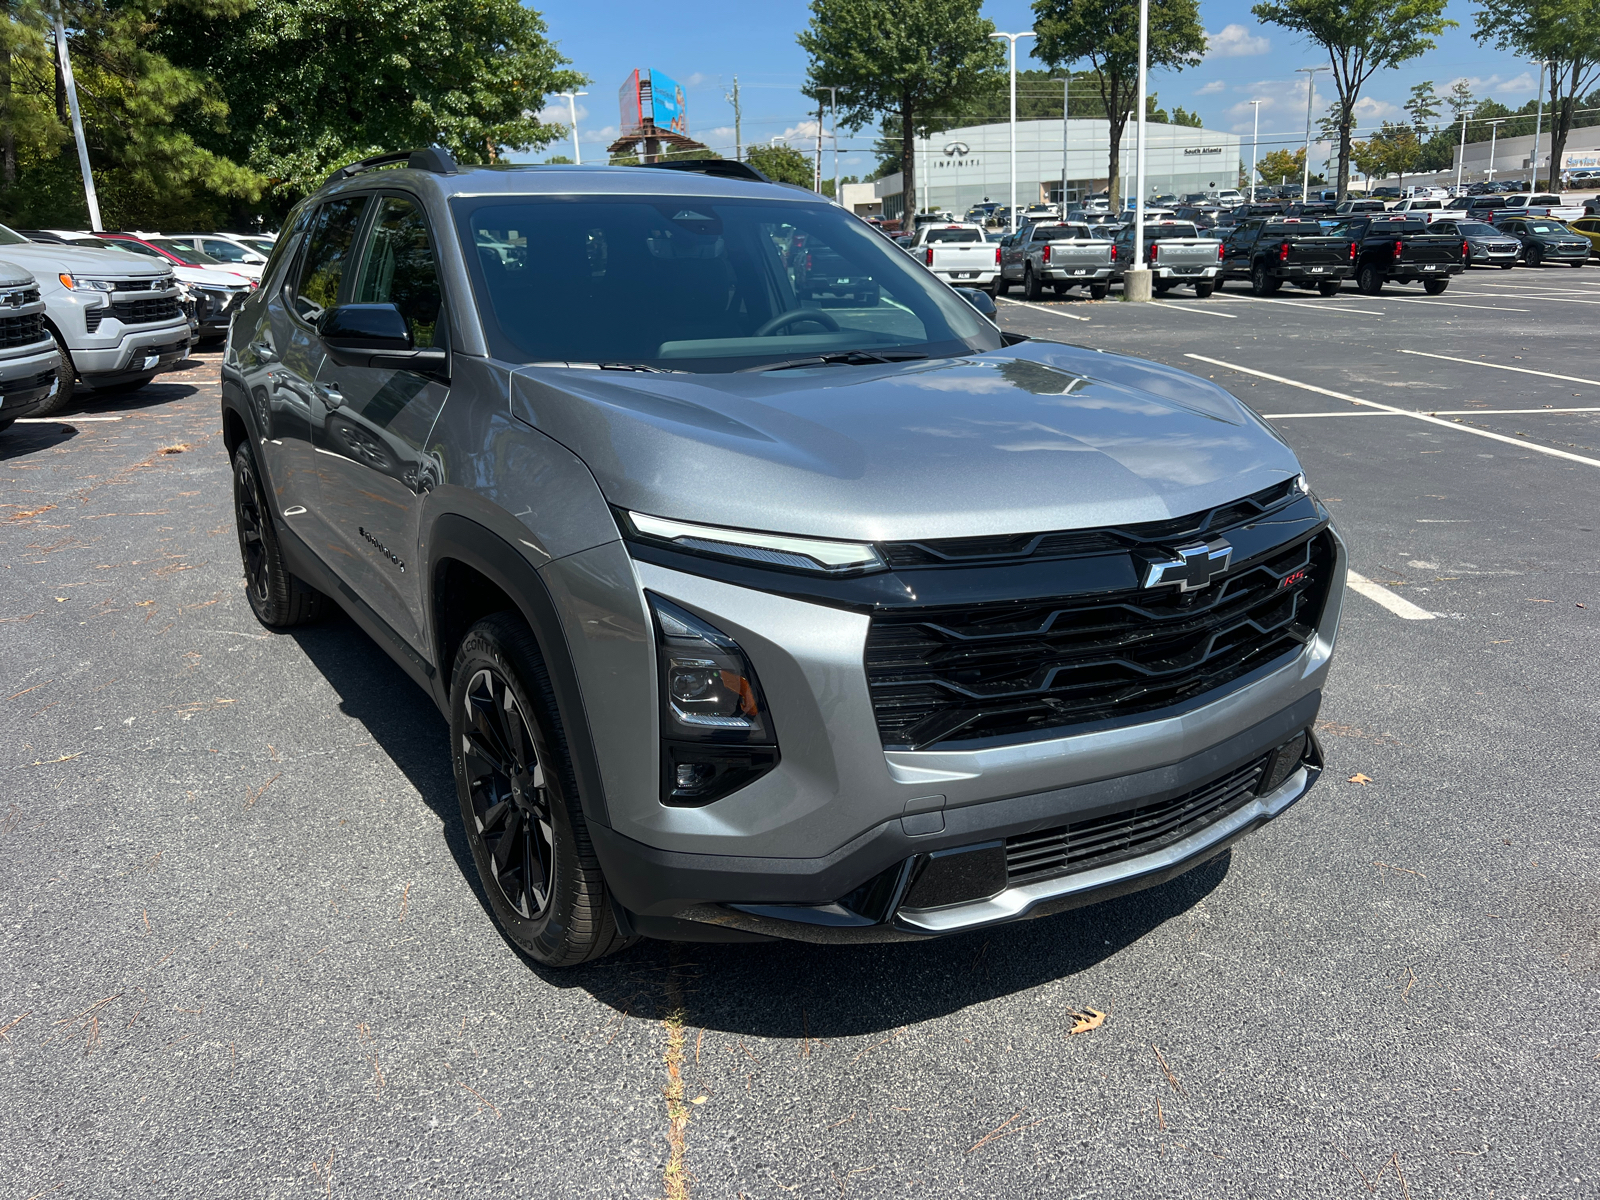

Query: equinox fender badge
1141;537;1231;592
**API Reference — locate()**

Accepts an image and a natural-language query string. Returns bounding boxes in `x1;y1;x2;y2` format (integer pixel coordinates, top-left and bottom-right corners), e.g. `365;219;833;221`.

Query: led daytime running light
627;511;885;575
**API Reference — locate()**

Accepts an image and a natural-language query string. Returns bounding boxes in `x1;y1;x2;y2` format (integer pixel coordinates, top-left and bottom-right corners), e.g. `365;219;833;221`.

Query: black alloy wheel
459;665;556;922
449;614;632;967
1251;263;1280;296
1023;264;1043;300
231;444;322;627
1525;244;1543;267
1357;263;1384;295
29;336;75;417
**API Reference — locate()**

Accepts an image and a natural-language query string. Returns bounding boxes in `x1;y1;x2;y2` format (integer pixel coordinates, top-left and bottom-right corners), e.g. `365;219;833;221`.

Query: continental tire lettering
357;526;406;573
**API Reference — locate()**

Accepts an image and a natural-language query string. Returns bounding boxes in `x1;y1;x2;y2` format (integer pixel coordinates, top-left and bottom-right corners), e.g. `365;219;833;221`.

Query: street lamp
557;91;588;165
1051;77;1070;210
1532;60;1552;190
1454;106;1473;193
1133;0;1151;274
990;31;1036;233
1295;66;1329;203
814;86;847;204
1248;99;1264;198
1484;117;1507;182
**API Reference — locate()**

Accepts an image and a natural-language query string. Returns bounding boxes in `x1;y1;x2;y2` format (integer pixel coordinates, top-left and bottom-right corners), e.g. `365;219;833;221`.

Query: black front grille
0;368;53;394
0;311;45;347
111;297;181;325
1005;755;1269;887
114;278;156;291
865;530;1334;749
882;479;1298;568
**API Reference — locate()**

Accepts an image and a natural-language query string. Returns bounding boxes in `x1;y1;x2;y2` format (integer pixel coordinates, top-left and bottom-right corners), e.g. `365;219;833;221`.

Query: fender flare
428;514;612;830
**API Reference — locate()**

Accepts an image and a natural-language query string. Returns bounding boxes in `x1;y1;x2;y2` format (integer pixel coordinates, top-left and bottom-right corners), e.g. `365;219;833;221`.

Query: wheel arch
428;514;612;829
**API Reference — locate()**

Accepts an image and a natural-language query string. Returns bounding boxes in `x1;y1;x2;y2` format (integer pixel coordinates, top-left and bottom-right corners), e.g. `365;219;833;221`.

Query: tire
1251;264;1281;296
994;274;1010;297
1023;264;1043;301
1194;281;1215;298
232;443;324;628
1573;259;1585;268
1525;245;1543;268
28;337;75;418
1153;279;1172;295
1422;278;1449;295
95;373;157;396
450;613;633;967
1357;263;1384;295
1052;282;1069;296
1500;262;1514;270
1089;282;1109;300
1317;280;1342;297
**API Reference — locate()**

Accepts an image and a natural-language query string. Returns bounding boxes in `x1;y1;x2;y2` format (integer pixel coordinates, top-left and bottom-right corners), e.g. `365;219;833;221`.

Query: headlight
58;274;115;291
648;593;779;806
622;510;886;576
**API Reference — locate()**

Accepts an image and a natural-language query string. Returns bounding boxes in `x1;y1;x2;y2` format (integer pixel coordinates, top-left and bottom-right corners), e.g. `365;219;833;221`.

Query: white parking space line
16;415;123;423
1345;570;1437;620
996;296;1092;322
1148;300;1238;319
1212;294;1385;317
1261;411;1401;418
1397;349;1600;388
1460;291;1600;308
1185;353;1600;470
1265;407;1600;418
1373;296;1529;312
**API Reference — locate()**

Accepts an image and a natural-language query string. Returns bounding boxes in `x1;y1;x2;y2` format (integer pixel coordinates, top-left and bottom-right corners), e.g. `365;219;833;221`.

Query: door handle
316;382;344;408
249;339;278;362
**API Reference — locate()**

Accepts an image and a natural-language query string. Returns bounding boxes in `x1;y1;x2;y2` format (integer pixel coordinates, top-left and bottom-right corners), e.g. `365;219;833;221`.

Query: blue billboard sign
648;69;688;136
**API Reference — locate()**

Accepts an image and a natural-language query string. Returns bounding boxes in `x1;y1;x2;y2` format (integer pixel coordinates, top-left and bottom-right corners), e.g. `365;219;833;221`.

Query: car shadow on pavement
0;420;77;458
74;373;205;415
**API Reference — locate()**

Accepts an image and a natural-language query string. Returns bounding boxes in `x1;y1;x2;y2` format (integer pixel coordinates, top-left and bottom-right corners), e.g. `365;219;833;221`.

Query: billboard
617;69;689;138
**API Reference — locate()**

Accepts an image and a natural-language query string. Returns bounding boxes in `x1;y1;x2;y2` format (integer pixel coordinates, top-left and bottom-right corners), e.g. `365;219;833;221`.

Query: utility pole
1052;77;1069;209
1249;99;1264;197
52;12;100;231
724;75;742;161
1134;0;1149;266
814;97;823;193
989;30;1035;232
1531;60;1549;189
1455;106;1472;193
813;85;846;203
557;91;587;165
1296;66;1329;203
1485;118;1506;182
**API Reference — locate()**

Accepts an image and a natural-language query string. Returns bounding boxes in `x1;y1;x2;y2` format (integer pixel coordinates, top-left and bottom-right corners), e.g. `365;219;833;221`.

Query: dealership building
870;117;1243;217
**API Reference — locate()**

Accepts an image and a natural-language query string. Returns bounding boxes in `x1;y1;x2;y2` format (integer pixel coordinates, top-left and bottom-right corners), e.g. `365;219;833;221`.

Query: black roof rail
323;147;460;187
633;158;771;184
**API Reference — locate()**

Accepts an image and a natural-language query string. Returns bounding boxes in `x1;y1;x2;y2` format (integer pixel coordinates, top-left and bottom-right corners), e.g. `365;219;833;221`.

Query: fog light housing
649;593;780;806
1259;731;1309;795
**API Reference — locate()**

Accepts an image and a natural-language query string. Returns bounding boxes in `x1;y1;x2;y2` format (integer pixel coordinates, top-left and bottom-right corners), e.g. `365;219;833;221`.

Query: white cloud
1195;80;1227;96
682;72;715;88
1205;24;1270;59
1446;72;1538;99
1352;96;1401;123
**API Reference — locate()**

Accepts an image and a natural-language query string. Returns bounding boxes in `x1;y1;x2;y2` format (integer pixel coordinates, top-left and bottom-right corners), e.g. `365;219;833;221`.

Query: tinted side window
353;197;445;349
292;196;369;321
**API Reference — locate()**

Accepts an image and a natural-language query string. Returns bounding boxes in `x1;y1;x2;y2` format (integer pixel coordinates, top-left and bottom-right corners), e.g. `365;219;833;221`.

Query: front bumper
0;341;63;419
73;323;194;385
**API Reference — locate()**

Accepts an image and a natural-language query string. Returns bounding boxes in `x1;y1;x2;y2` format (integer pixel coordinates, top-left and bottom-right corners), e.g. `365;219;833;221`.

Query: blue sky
534;0;1540;174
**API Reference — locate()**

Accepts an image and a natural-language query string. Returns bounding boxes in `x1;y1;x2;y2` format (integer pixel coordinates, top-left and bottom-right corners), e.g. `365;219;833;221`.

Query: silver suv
223;150;1346;966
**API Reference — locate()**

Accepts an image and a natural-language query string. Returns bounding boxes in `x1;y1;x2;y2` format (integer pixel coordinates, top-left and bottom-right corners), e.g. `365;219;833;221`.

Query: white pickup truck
1497;193;1586;222
0;261;63;433
908;223;1001;292
1109;220;1224;296
998;221;1115;300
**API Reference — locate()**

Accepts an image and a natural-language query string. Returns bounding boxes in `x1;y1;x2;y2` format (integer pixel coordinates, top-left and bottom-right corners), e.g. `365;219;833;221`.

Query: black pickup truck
1330;216;1466;294
1221;219;1354;296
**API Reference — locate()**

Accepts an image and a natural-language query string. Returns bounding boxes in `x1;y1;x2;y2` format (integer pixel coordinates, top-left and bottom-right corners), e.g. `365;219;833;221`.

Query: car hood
173;265;251;287
0;257;36;288
1;242;171;277
508;342;1299;541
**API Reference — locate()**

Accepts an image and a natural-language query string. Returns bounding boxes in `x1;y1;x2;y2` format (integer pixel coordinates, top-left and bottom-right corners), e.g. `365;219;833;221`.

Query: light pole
1052;77;1070;210
1485;118;1507;182
52;13;100;230
1249;99;1264;198
990;31;1035;232
1133;0;1150;272
1532;60;1551;189
814;86;847;203
1296;66;1329;203
557;91;588;165
1454;106;1472;193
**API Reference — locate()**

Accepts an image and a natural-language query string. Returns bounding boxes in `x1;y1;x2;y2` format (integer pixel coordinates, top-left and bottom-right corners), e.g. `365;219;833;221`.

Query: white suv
161;233;268;281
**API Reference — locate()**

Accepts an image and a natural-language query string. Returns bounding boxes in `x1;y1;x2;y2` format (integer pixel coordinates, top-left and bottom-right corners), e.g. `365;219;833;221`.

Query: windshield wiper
739;350;929;373
597;361;674;373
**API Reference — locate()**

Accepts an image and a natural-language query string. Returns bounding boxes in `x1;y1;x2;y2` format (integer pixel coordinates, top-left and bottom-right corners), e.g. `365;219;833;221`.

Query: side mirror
317;303;449;382
952;286;997;320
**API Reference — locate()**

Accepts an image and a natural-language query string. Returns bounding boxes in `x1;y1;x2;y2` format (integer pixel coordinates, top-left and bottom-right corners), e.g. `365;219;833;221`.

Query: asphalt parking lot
2;266;1597;1199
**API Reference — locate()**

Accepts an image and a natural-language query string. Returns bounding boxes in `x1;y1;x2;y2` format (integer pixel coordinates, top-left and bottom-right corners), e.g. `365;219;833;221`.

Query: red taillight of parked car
1394;239;1403;259
1462;240;1470;261
925;246;934;266
1217;242;1225;261
1278;241;1289;262
1110;244;1117;261
1148;242;1158;262
1041;245;1051;264
1349;241;1357;260
997;246;1004;266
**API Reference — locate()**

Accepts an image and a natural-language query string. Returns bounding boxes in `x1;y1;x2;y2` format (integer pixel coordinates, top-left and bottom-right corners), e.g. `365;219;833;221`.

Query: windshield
1458;222;1500;236
923;228;983;243
0;223;30;246
148;238;222;265
454;195;999;372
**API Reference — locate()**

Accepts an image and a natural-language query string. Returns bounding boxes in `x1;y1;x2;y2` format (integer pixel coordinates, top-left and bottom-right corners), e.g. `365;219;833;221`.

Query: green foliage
1251;0;1454;197
745;142;815;187
818;174;861;198
1405;80;1441;129
1445;79;1474;120
1256;146;1305;183
1032;0;1206;207
544;155;574;165
1472;0;1600;186
1169;105;1204;128
161;0;583;205
1351;121;1422;183
798;0;1004;217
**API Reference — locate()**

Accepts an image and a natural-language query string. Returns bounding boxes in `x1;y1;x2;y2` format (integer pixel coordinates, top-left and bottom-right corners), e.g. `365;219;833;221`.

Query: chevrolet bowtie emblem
1142;538;1232;591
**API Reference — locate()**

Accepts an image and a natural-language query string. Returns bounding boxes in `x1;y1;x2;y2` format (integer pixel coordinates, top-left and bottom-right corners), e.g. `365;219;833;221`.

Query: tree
798;0;1003;223
1405;80;1440;130
745;142;815;187
163;0;583;210
1256;146;1305;184
1169;105;1204;127
1251;0;1453;200
1351;121;1422;187
1473;0;1600;190
1444;78;1474;121
1032;0;1206;209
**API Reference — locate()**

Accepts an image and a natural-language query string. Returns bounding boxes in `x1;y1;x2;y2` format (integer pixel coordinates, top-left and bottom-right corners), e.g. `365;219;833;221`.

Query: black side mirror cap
318;303;411;350
952;286;997;320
